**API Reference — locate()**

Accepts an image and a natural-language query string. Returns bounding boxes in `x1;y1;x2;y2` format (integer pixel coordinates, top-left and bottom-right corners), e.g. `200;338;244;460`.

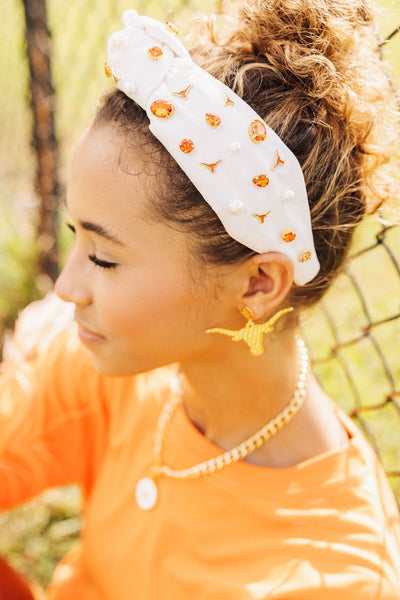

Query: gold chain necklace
135;337;309;511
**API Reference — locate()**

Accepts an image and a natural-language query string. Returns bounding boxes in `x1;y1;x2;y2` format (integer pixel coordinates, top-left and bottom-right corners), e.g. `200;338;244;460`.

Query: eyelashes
88;255;118;270
67;223;118;270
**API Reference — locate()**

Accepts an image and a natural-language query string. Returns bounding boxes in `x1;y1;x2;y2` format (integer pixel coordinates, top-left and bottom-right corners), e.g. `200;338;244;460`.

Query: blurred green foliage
0;488;82;589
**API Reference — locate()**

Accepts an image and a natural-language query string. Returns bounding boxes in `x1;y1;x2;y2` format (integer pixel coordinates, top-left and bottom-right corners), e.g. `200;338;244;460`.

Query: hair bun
187;0;399;305
96;0;399;310
235;0;375;99
194;0;379;99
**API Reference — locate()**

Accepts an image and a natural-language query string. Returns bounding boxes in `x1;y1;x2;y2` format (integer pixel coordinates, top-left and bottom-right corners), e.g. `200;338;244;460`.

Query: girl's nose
55;251;92;307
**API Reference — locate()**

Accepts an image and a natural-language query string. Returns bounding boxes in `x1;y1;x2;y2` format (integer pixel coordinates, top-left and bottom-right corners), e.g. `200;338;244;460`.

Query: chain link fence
301;220;400;496
0;0;400;588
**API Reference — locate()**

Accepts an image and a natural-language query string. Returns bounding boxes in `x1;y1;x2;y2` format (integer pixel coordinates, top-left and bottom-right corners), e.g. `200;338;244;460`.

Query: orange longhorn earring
205;306;294;356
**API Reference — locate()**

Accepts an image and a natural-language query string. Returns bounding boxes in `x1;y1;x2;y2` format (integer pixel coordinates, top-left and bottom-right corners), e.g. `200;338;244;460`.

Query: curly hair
94;0;400;309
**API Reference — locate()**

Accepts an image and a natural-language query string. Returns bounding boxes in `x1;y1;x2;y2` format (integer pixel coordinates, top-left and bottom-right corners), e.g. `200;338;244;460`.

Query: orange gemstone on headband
249;120;266;143
299;249;312;262
165;21;179;35
148;46;163;60
282;229;296;243
104;62;112;78
205;113;221;127
172;85;192;100
112;72;121;84
150;100;174;118
253;174;269;187
271;150;285;170
179;139;195;153
224;93;235;107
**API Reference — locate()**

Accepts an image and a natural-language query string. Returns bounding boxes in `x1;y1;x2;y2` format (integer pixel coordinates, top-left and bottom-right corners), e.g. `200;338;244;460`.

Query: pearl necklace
135;337;309;511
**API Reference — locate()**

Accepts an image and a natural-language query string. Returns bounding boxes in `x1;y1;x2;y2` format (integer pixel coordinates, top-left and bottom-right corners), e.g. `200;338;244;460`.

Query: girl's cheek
97;284;163;333
98;266;192;335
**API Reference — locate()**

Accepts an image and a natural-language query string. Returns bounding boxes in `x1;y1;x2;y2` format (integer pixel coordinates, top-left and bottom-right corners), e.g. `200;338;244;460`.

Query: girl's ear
238;252;294;319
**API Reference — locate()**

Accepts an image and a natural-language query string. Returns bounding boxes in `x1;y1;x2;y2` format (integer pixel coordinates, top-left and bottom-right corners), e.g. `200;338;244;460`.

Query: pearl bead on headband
106;9;320;285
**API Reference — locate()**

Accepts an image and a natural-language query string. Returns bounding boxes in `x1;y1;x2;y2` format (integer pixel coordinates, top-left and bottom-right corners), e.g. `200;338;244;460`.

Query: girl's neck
179;330;300;455
178;329;348;468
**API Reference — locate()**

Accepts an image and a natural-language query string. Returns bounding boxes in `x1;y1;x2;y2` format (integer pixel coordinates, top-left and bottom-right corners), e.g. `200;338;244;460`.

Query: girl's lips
76;321;106;344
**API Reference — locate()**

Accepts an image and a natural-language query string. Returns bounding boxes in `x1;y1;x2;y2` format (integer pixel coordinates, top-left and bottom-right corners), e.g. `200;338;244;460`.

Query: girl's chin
80;337;182;377
85;349;149;378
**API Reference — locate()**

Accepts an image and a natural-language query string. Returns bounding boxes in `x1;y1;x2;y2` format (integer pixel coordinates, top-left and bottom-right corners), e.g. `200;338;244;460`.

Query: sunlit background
0;0;400;589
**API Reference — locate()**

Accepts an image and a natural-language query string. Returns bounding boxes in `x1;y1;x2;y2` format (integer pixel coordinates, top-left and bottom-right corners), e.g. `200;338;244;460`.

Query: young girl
1;0;400;598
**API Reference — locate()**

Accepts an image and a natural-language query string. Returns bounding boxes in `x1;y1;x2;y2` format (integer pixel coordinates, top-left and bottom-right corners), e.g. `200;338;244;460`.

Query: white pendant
135;477;158;511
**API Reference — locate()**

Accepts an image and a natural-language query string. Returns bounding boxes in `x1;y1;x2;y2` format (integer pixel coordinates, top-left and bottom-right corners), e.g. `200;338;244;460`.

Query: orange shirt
1;329;399;599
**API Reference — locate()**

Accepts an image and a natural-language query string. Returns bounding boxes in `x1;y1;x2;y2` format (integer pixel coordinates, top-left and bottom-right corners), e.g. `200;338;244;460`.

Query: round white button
124;82;137;96
229;199;244;215
283;190;295;202
135;477;158;511
122;9;138;27
230;141;241;153
111;31;128;49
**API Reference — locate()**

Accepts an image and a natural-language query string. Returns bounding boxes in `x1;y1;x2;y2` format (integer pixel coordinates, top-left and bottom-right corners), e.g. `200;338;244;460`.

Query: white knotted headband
106;9;320;285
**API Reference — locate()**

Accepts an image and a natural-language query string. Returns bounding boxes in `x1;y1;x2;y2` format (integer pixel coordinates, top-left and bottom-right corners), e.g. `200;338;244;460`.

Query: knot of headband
106;9;320;285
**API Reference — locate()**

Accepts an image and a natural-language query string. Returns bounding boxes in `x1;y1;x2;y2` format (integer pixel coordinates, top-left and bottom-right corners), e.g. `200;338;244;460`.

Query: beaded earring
205;306;294;356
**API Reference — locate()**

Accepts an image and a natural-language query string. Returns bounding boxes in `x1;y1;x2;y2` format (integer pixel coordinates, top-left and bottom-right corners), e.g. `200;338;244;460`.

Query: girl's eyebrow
80;220;127;247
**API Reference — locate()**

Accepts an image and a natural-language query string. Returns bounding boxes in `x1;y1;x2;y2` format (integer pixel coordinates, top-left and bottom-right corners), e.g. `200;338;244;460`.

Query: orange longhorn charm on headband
224;93;235;106
165;21;179;36
205;307;294;356
252;212;271;224
201;160;222;173
271;150;285;170
172;85;192;100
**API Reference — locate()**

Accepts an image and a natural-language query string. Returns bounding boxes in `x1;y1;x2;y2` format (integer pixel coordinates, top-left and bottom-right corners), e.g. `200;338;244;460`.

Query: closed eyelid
89;254;118;270
66;223;119;269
